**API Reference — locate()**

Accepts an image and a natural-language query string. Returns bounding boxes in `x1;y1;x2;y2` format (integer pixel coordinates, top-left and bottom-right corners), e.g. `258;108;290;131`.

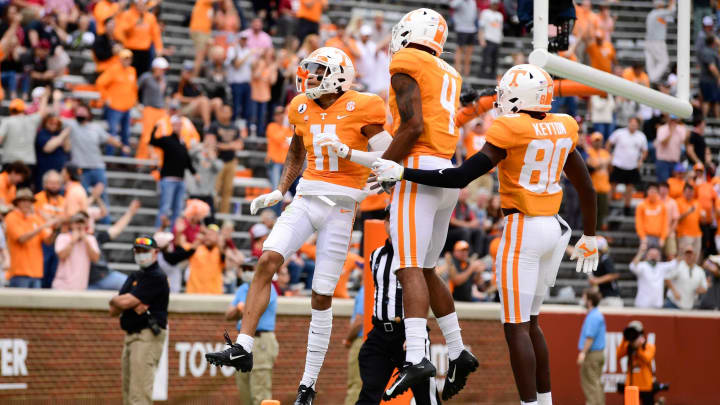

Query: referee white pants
495;213;571;324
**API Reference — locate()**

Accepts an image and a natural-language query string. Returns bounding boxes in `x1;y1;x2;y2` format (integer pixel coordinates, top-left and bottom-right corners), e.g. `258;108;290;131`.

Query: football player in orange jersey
205;47;392;405
354;8;480;401
373;64;599;405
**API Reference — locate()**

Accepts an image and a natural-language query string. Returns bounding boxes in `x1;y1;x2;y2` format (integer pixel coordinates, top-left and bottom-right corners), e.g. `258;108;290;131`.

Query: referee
357;208;441;404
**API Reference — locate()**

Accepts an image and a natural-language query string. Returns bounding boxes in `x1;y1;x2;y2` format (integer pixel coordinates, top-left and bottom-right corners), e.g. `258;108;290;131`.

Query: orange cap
9;98;25;112
454;240;470;251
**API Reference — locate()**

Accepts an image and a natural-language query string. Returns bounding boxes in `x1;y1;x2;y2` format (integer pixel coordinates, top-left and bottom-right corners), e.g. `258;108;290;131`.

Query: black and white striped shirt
370;240;403;322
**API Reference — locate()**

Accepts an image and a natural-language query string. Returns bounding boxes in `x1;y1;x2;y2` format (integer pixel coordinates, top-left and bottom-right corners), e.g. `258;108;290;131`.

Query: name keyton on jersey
532;122;568;136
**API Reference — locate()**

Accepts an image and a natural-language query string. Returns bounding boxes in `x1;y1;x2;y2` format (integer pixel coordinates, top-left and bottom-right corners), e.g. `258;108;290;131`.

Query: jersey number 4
518;138;573;194
310;124;338;172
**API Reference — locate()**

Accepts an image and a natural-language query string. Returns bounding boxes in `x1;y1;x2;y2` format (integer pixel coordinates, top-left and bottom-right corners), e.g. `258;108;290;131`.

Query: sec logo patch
298;103;307;114
346;101;355;112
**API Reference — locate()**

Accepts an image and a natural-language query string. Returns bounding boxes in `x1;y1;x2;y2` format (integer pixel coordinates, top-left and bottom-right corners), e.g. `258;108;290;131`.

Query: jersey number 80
518;138;573;194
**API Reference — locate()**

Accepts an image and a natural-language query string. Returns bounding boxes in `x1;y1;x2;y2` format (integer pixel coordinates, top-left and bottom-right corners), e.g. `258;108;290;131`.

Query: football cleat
383;358;436;400
204;331;253;372
442;349;479;400
294;383;317;404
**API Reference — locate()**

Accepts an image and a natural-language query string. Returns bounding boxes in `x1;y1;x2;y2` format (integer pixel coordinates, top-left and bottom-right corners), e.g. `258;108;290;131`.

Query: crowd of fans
0;0;718;311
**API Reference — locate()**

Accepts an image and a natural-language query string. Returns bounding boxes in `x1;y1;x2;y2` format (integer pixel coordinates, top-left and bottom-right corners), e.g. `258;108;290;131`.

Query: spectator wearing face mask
52;212;100;290
629;242;675;308
225;257;279;404
149;118;199;229
187;223;225;294
35;170;65;288
635;183;668;249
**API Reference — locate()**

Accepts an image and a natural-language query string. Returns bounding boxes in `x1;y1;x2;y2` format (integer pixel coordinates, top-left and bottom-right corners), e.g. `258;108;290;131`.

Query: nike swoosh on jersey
337;114;349;120
229;354;246;360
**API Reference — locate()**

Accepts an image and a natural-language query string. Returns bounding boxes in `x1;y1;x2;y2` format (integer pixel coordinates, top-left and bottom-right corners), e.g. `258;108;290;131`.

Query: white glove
250;189;283;215
371;158;404;182
315;132;349;158
570;235;599;274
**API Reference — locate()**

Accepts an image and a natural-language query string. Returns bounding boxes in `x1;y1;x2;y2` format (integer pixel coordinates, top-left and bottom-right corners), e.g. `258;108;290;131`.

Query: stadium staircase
1;0;709;303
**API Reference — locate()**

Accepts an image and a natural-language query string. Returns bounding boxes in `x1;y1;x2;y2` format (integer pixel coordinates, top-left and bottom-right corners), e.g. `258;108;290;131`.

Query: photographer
616;321;656;405
109;236;169;405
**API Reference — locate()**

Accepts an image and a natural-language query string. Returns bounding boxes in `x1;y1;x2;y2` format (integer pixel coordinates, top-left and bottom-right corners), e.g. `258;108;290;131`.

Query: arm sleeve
163;247;197;265
402;151;495;188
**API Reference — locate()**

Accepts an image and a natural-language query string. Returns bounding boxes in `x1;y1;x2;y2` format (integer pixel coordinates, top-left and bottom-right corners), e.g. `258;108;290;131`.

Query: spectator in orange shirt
190;0;220;76
676;183;702;257
5;188;60;288
96;49;137;153
249;48;278;137
635;183;668;249
93;0;124;35
573;0;600;62
114;0;163;76
92;16;121;73
0;161;31;208
295;0;328;43
691;163;717;256
62;164;89;217
324;19;361;68
586;132;611;229
667;163;686;199
658;182;679;259
265;105;292;192
585;29;616;73
35;170;65;288
622;62;651;87
187;224;225;294
616;321;656;405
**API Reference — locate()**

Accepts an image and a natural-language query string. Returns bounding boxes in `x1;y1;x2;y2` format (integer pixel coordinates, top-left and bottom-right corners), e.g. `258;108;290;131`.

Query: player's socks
300;308;333;387
520;401;538;405
235;333;254;353
404;318;428;365
537;392;552;405
437;312;464;361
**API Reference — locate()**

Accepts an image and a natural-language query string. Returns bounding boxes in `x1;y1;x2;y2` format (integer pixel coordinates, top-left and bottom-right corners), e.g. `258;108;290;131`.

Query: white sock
235;333;254;353
521;401;538;405
437;312;464;361
404;318;428;365
300;308;333;387
537;391;552;405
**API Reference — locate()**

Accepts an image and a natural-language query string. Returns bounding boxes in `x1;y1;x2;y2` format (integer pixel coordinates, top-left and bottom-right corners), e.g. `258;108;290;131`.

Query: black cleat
442;349;479;400
383;358;436;400
204;331;253;372
294;384;317;404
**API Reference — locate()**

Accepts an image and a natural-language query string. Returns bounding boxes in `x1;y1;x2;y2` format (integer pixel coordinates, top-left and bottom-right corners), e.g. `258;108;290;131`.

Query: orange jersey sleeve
488;113;579;216
389;48;461;159
289;91;384;189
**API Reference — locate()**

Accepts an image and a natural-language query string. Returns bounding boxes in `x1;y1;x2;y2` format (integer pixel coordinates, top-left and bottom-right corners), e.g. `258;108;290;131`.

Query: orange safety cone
260;401;280;405
624;385;640;405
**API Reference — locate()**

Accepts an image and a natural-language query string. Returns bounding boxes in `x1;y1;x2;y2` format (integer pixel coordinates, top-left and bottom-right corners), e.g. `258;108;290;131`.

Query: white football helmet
390;8;448;55
495;64;554;114
296;47;355;100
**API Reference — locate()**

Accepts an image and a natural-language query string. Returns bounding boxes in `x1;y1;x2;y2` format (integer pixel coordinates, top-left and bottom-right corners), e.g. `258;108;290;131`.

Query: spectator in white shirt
361;41;391;96
450;0;478;77
478;0;504;79
664;244;708;309
590;94;615;140
370;10;390;45
355;25;377;89
629;243;675;308
608;117;648;216
226;33;253;122
645;0;676;83
654;115;687;183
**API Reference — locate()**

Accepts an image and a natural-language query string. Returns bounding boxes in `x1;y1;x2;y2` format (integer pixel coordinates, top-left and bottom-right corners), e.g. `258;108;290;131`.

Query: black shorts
456;32;478;46
610;166;641;185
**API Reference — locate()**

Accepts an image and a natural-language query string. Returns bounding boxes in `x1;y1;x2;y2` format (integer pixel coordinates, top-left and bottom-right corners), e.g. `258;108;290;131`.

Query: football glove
372;158;405;183
315;132;349;158
250;189;283;215
570;235;599;274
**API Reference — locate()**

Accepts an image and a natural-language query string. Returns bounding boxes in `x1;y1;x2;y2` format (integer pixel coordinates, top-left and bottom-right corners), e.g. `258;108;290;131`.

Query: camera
146;311;162;336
